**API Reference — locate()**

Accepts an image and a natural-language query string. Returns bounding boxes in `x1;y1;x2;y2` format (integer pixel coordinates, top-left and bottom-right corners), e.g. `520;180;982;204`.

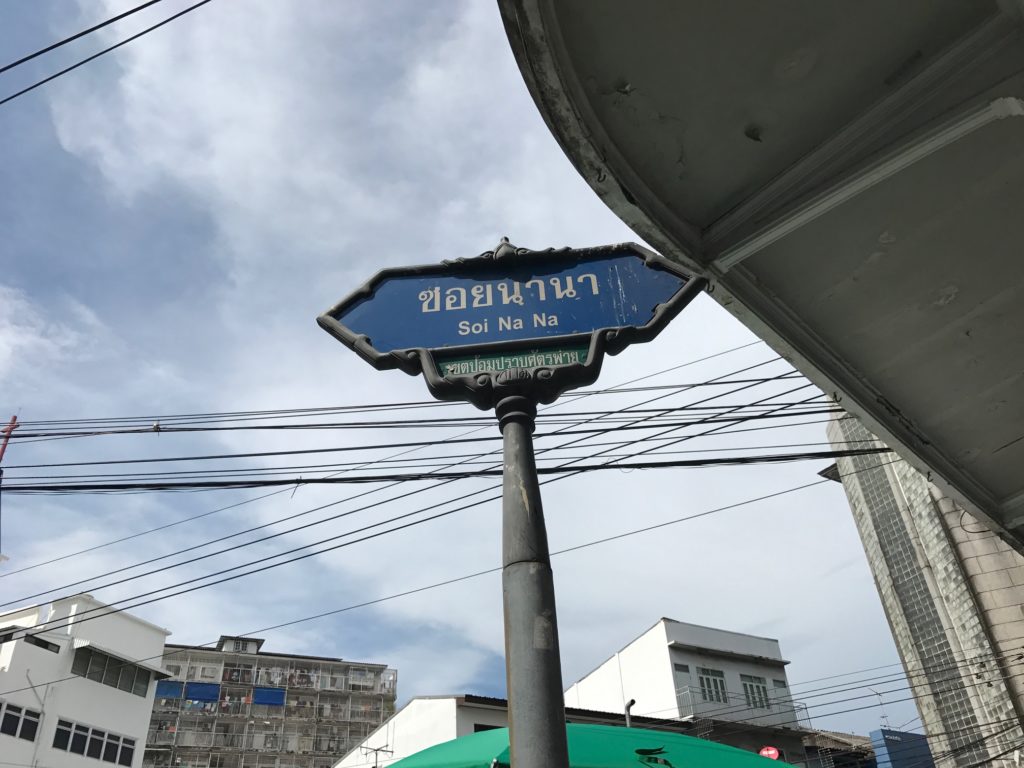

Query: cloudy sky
0;0;916;737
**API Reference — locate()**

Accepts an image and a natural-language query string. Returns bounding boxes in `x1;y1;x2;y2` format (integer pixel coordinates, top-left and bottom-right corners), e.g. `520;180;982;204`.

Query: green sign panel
438;347;588;377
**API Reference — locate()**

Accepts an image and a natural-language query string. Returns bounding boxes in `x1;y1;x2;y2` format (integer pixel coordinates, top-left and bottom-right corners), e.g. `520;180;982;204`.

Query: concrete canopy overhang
499;0;1024;550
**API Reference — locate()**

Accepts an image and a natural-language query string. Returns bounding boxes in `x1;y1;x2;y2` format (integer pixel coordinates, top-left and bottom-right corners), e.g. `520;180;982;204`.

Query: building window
222;662;254;684
71;725;89;754
165;663;183;678
697;667;727;703
54;720;73;750
773;679;787;689
741;674;770;709
52;716;136;765
673;663;689;674
233;640;246;652
24;635;60;653
71;647;153;697
0;700;40;741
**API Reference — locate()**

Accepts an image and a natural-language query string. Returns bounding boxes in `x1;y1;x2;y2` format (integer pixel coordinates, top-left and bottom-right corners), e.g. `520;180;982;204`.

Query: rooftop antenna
868;687;891;729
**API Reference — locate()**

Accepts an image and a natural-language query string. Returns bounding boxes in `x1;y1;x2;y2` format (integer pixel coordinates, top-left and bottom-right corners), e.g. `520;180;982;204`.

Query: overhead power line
11;341;767;428
10;380;786;431
1;437;879;483
0;341;769;580
2;446;886;494
2;406;835;472
0;0;214;108
3;358;798;608
4;366;815;633
0;0;166;75
12;395;820;434
0;474;843;694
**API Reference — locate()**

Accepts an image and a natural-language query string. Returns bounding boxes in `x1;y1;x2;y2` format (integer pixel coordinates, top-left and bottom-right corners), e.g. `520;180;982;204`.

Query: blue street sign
318;240;705;409
330;250;686;353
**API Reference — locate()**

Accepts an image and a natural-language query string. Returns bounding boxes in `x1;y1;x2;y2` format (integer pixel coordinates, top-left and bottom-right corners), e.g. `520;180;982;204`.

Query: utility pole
497;395;569;768
360;744;393;768
0;415;18;562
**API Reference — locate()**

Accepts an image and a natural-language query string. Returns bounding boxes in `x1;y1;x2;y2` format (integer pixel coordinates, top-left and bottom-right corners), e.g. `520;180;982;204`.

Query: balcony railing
675;687;812;728
147;731;177;746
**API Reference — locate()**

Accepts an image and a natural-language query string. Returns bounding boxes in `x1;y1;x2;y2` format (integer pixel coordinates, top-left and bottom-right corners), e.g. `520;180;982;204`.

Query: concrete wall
663;621;784;662
667;643;796;727
334;698;458;768
564;620;675;718
51;595;167;663
454;702;510;736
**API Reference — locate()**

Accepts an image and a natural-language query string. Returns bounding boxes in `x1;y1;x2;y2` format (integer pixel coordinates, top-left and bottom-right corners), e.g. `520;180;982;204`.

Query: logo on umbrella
636;746;675;767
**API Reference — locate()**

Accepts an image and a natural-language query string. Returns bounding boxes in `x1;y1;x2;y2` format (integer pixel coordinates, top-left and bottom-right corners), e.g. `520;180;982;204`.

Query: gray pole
496;394;570;768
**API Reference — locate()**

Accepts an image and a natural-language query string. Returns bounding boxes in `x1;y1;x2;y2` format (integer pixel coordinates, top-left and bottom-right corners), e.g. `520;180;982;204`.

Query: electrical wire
9;402;832;440
0;341;768;580
0;0;165;75
4;366;818;635
4;437;880;483
1;406;836;473
9;378;801;435
0;469;861;696
9;341;767;429
2;358;794;609
0;0;214;108
0;439;879;488
2;446;886;494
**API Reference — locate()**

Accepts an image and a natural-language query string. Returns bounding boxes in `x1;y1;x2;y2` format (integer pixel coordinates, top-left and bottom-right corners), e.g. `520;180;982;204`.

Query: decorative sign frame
317;239;707;409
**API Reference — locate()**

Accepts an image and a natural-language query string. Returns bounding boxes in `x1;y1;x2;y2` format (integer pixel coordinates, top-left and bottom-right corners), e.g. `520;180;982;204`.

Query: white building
336;619;819;768
566;618;805;728
0;594;170;768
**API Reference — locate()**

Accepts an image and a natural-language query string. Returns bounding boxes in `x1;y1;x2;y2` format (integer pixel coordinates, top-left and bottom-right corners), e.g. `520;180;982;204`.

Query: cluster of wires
2;351;880;496
0;348;862;625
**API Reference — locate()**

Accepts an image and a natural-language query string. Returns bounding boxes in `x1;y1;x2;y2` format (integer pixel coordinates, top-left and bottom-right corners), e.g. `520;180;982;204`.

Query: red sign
759;747;780;760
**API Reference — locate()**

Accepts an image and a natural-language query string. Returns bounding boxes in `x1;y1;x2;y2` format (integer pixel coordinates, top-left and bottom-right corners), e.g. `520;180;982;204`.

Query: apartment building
143;635;396;768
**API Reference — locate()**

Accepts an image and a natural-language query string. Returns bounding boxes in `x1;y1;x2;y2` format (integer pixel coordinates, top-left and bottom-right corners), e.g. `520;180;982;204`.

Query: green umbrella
389;723;786;768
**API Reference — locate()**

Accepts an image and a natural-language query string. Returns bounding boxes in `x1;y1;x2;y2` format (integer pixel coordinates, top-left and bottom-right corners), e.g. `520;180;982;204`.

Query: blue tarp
184;682;221;702
155;680;184;699
252;686;285;706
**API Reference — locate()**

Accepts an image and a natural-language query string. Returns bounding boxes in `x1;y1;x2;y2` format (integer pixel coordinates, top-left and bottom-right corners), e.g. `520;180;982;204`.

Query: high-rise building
143;635;396;768
825;415;1024;768
0;594;170;768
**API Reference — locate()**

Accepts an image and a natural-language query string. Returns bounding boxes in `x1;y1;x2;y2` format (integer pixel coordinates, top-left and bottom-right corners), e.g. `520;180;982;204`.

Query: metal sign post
318;239;706;768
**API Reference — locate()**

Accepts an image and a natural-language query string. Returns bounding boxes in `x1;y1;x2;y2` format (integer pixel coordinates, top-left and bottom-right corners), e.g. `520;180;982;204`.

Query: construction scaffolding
142;637;396;768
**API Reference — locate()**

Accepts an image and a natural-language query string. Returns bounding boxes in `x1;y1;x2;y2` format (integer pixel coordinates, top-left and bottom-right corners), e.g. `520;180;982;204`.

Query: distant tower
824;415;1024;768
